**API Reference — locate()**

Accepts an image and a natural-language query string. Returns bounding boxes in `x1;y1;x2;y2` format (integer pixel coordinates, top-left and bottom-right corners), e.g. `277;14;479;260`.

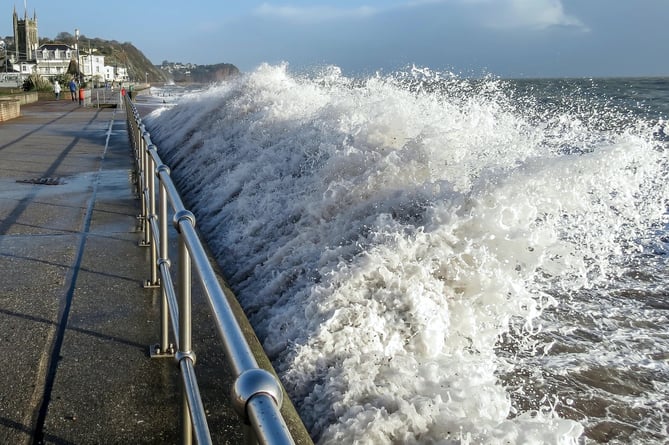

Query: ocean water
144;65;669;444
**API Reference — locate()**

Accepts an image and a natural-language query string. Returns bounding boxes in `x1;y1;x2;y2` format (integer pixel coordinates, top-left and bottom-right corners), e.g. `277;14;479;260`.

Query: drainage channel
16;177;66;186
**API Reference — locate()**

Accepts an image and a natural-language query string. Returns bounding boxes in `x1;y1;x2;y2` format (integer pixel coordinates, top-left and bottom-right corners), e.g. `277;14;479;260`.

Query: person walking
53;81;61;100
68;79;77;101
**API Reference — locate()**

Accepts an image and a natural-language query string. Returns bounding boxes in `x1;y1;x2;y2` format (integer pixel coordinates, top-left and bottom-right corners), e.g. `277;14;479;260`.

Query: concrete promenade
0;100;250;444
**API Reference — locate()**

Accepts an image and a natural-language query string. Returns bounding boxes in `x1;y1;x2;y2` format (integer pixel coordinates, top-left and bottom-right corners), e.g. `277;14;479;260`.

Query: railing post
233;369;293;445
155;166;173;356
175;210;196;445
145;160;151;246
130;118;142;210
137;136;147;241
129;116;140;197
149;182;175;358
145;142;159;287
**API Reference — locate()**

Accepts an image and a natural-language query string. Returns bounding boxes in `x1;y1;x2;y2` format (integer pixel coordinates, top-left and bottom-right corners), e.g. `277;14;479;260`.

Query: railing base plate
150;343;176;358
144;280;160;289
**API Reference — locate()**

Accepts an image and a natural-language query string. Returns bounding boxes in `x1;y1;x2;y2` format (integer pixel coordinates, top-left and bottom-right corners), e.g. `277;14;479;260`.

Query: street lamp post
89;41;93;88
32;43;38;76
74;28;81;85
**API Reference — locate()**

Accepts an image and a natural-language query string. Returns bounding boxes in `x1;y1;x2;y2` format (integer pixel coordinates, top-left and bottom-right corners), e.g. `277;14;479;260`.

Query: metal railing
123;95;301;445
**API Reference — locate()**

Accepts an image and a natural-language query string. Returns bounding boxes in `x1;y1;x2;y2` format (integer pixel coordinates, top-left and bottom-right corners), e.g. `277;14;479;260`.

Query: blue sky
4;0;669;78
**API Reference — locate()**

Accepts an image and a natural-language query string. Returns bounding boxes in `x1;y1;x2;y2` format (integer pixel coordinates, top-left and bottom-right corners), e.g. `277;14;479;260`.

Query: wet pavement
0;99;311;444
0;99;185;444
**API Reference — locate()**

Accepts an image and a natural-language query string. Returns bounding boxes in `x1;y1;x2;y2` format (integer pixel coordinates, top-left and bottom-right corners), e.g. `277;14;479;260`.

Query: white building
102;65;128;83
32;43;128;85
103;65;114;82
35;43;73;78
80;53;105;84
115;66;128;82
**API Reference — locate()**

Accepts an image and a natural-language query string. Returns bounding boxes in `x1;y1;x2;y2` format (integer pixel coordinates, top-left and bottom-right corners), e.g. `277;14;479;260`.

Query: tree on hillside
55;32;74;43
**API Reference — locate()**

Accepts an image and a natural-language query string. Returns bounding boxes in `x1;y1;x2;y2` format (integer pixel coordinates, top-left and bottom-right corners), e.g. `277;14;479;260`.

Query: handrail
123;95;303;445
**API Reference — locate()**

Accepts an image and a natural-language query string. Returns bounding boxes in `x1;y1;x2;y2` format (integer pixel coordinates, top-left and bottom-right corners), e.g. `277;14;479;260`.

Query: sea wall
0;97;20;122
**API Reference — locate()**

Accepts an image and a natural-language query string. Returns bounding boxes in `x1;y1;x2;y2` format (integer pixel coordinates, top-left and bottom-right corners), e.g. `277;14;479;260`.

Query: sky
4;0;669;78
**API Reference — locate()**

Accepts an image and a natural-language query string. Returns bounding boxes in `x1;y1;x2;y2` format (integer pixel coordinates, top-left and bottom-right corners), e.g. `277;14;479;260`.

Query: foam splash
146;64;668;444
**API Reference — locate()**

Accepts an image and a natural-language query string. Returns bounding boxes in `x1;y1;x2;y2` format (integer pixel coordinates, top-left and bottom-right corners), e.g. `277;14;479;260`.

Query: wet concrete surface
0;99;313;445
0;100;184;444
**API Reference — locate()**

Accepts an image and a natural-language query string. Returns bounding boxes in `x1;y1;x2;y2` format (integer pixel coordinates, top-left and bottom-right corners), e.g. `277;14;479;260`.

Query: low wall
0;98;20;122
14;91;39;105
0;89;38;102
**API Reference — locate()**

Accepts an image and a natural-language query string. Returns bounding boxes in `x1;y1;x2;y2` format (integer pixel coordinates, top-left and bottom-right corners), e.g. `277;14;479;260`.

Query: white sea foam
146;65;669;444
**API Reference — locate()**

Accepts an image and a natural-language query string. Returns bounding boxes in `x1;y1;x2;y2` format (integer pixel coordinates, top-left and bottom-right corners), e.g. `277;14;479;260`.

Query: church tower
13;6;38;61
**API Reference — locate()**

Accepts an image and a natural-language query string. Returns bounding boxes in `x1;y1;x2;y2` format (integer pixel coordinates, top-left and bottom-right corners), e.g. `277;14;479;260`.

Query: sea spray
146;65;669;444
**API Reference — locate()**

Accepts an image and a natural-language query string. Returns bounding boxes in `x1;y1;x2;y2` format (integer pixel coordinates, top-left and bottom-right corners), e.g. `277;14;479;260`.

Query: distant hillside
45;32;167;83
43;32;239;84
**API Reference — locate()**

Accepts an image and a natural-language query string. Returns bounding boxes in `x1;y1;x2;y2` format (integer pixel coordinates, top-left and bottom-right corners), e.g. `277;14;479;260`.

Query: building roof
38;43;72;51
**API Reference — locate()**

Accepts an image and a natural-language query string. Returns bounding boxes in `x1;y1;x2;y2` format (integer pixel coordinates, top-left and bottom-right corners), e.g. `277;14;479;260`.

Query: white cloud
483;0;588;30
253;0;587;31
404;0;587;31
254;3;378;23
